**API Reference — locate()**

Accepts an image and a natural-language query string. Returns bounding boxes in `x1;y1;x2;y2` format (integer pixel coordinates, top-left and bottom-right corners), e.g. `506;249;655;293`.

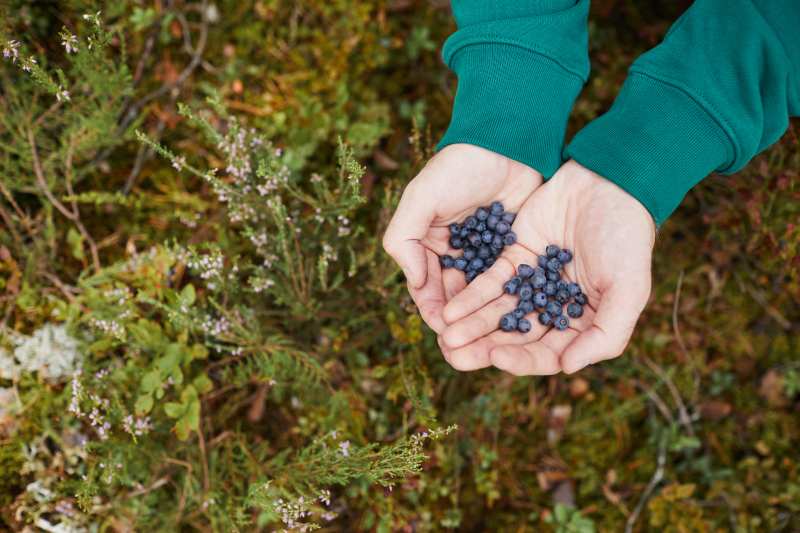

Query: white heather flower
310;173;323;183
61;32;79;54
21;56;36;72
2;40;20;62
82;11;102;25
172;156;186;171
56;87;71;102
338;440;351;457
12;324;81;382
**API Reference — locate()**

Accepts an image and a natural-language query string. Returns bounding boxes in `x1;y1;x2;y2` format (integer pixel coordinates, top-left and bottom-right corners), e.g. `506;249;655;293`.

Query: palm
439;161;655;374
383;144;542;335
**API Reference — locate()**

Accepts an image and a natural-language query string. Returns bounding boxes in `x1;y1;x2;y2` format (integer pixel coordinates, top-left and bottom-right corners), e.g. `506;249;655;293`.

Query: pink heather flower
2;40;20;62
338;440;350;457
61;33;79;54
56;88;70;102
172;156;186;171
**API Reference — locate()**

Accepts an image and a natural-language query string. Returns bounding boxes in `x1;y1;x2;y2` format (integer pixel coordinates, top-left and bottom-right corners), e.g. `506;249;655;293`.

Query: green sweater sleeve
437;1;590;178
565;0;800;225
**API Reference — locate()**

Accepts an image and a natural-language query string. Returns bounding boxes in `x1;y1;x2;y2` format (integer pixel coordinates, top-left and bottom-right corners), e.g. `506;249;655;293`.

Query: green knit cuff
565;72;733;225
437;43;585;178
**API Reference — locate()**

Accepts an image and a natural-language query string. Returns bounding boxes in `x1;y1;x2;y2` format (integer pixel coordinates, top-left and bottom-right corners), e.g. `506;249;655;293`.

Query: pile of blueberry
498;245;587;333
439;201;517;283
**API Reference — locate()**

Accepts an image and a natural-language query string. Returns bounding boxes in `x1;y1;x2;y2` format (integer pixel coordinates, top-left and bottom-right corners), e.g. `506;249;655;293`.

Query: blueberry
546;245;560;258
567;282;581;297
449;223;461;235
533;266;545;277
503;232;517;246
574;292;588;305
440;255;455;269
479;265;488;273
556;289;570;303
495;221;510;235
546;269;561;282
519;284;533;301
465;270;479;283
490;201;504;215
538;312;553;326
478;245;491;259
567;302;584;318
468;258;484;271
533;291;548;308
468;233;483;248
557;249;573;264
485;257;496;267
556;280;568;291
486;214;499;230
459;227;470;238
545;301;562;316
449;236;464;249
463;247;477;260
518;264;534;279
546;258;562;272
475;207;489;221
517;318;532;333
454;257;468;271
499;313;517;332
518;299;534;314
503;276;522;295
492;234;504;249
531;273;547;289
476;221;487;232
502;212;516;224
465;216;478;229
544;281;557;296
553;315;569;331
512;307;526;320
537;255;549;268
481;230;494;244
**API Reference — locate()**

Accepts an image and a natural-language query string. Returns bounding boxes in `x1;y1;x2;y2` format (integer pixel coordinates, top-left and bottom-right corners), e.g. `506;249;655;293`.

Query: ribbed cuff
565;72;733;225
437;43;585;178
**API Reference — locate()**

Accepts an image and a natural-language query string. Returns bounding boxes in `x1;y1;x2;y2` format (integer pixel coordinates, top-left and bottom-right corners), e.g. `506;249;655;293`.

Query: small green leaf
141;370;161;393
164;402;184;419
67;227;85;260
135;394;153;415
193;374;213;394
181;283;196;305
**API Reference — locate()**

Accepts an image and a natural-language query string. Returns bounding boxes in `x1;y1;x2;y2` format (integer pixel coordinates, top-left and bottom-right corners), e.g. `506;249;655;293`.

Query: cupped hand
382;144;542;341
438;160;656;375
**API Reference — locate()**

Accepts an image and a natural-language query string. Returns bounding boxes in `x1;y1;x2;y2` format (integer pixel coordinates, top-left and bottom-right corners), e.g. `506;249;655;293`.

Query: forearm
565;0;800;225
438;1;591;178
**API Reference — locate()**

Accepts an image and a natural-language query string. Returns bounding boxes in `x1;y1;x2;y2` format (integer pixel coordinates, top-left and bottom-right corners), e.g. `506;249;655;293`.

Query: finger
442;269;466;301
407;249;447;333
560;276;650;374
383;181;435;289
437;335;492;372
490;326;579;376
440;294;517;349
421;227;451;256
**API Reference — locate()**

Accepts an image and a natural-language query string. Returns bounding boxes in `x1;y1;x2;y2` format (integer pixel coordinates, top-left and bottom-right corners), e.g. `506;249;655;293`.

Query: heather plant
1;1;799;532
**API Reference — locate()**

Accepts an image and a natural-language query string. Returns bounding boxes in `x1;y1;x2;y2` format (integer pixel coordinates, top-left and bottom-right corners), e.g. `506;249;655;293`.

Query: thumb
383;181;436;289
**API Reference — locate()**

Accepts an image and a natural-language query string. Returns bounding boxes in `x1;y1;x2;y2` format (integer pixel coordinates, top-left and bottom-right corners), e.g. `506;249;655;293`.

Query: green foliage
0;0;798;531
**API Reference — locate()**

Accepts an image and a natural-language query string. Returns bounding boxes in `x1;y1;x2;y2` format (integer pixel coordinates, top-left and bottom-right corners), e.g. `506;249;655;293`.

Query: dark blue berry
557;249;573;264
567;302;584;318
512;307;526;320
478;245;491;259
495;221;510;235
501;212;516;224
468;258;484;271
531;273;547;289
567;282;581;297
533;266;545;277
449;236;463;249
499;313;517;332
481;230;493;244
479;265;488;273
491;234;503;249
544;281;557;296
553;315;569;330
545;301;562;316
518;264;534;279
490;201;504;215
465;270;479;283
440;255;454;269
556;280;568;291
459;227;470;238
449;223;461;235
538;312;553;326
503;232;517;246
463;247;477;260
517;318;532;333
546;269;561;281
546;258;562;272
464;216;478;229
519;284;533;301
546;245;560;258
454;258;468;271
485;257;496;267
486;214;499;230
556;289;570;303
518;299;534;314
476;221;487;232
538;255;549;268
574;292;588;305
533;291;548;308
475;207;489;221
468;233;482;247
503;276;522;295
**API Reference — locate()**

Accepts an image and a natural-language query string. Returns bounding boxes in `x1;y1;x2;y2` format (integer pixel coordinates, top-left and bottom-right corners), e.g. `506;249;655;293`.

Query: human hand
439;160;656;374
383;144;542;338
